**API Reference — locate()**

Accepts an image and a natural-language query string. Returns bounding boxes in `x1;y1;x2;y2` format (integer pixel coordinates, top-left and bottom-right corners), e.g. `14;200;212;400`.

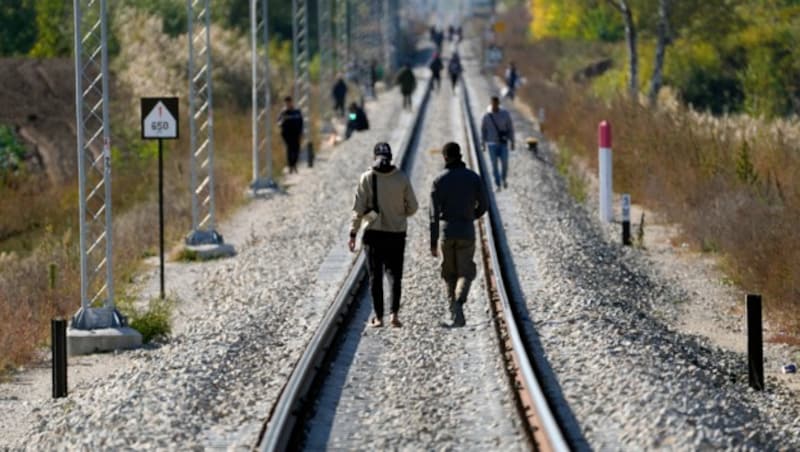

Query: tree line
529;0;800;118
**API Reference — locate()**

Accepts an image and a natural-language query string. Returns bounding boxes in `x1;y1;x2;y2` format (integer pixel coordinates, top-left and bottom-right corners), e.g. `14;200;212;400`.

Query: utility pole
186;0;233;256
250;0;278;195
292;0;313;167
71;0;122;330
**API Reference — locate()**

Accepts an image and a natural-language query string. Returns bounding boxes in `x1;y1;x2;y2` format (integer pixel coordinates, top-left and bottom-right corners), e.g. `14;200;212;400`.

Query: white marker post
621;194;631;245
598;120;613;222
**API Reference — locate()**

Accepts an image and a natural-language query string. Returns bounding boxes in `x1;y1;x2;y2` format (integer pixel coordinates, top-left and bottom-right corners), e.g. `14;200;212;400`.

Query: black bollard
622;194;632;246
746;294;764;391
51;319;67;398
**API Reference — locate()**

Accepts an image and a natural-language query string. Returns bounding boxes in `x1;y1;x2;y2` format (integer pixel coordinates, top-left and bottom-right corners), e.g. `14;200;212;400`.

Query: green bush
0;125;26;174
127;297;174;343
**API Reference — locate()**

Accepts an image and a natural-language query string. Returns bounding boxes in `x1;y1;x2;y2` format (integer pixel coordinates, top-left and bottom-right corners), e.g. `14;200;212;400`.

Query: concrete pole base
185;229;236;260
67;326;142;356
248;178;280;199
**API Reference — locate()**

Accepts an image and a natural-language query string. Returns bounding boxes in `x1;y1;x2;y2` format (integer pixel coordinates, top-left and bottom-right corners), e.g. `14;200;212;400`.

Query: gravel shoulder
467;42;800;449
304;86;525;451
1;64;430;450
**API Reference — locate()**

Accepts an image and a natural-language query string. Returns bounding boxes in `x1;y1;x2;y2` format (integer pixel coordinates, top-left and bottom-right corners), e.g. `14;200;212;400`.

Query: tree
29;0;71;58
606;0;638;98
0;0;37;56
648;0;670;105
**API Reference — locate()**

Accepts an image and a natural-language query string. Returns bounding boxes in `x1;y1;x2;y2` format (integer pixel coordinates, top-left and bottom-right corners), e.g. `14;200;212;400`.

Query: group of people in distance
277;25;518;327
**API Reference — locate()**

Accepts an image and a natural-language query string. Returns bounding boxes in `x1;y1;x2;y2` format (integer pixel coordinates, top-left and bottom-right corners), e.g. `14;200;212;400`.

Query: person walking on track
349;142;418;328
395;63;417;111
504;61;519;100
332;76;348;117
430;142;488;327
429;52;444;92
277;96;303;174
481;96;515;191
448;51;463;92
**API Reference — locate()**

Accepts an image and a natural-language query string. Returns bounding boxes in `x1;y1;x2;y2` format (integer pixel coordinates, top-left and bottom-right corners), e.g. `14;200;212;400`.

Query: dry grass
500;6;800;335
0;104;292;373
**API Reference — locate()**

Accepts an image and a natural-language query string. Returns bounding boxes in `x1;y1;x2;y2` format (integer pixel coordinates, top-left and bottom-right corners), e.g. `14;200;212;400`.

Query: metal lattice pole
186;0;223;245
292;0;312;166
318;0;334;106
250;0;277;193
335;0;349;75
382;0;397;76
72;0;122;329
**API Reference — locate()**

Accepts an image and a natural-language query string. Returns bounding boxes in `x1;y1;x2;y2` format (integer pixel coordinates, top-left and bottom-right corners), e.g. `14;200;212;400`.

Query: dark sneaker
503;180;508;189
453;303;465;327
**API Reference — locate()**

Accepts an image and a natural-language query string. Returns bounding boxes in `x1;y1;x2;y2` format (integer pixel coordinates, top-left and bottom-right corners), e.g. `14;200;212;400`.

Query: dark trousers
334;97;345;117
432;72;441;90
440;238;476;306
402;93;412;110
284;137;300;172
450;73;459;91
363;230;406;318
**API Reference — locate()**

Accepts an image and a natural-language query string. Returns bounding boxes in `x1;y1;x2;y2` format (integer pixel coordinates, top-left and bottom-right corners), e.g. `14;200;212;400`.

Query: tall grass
502;7;800;334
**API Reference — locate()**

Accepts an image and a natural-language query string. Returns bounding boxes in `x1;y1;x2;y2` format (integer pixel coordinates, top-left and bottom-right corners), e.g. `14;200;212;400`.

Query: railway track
254;61;572;452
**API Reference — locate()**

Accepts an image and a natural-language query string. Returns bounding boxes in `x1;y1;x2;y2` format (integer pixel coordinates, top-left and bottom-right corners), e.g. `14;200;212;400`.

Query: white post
598;120;613;222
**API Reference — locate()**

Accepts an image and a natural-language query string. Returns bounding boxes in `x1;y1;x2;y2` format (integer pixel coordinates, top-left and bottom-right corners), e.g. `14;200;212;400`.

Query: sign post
141;97;179;299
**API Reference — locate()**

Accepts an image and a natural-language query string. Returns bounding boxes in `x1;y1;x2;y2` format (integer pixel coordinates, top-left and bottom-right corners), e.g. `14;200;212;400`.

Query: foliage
29;0;71;57
124;296;175;344
0;125;27;175
528;0;800;116
0;0;37;55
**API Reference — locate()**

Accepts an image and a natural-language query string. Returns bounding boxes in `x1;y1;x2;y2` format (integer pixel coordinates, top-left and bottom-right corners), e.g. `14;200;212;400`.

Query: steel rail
255;73;433;452
459;76;569;451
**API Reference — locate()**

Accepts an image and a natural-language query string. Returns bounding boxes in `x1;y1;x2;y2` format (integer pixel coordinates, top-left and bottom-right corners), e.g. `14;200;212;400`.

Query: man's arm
480;114;489;149
404;175;419;217
349;174;369;238
429;181;440;253
474;174;488;219
507;111;515;149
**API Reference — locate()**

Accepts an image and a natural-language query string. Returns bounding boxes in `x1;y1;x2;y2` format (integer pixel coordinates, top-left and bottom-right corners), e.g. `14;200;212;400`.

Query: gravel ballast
5;68;430;450
462;40;800;450
303;87;526;450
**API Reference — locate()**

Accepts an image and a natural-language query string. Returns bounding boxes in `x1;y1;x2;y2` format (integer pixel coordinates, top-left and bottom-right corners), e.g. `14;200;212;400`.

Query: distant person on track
369;60;379;99
481;96;515;191
277;96;303;174
429;52;443;91
430;142;488;327
344;102;369;140
504;62;519;100
349;142;419;328
395;63;417;111
332;76;348;117
448;52;462;92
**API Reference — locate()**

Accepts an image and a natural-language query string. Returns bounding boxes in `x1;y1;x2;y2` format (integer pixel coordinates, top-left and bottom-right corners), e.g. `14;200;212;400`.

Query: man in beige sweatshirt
348;142;418;327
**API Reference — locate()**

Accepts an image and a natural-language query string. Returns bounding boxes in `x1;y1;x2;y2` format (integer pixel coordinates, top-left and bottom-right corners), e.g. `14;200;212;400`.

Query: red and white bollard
598;120;613;222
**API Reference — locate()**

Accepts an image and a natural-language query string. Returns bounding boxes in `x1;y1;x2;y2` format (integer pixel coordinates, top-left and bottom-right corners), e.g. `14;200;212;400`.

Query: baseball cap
374;142;392;159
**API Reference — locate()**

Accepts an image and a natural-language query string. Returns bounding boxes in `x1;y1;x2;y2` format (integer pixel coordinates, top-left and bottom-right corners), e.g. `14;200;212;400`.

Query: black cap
374;142;392;159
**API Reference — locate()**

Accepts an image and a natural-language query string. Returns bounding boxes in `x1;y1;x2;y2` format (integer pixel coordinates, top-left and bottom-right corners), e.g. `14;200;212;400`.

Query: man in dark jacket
395;64;417;111
345;102;369;139
429;53;443;91
448;52;462;92
332;77;348;117
277;96;303;173
430;142;488;327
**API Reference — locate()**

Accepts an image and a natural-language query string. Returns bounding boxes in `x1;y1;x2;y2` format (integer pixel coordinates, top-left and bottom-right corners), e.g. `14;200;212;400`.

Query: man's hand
510;141;516;151
348;237;356;253
431;247;438;258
